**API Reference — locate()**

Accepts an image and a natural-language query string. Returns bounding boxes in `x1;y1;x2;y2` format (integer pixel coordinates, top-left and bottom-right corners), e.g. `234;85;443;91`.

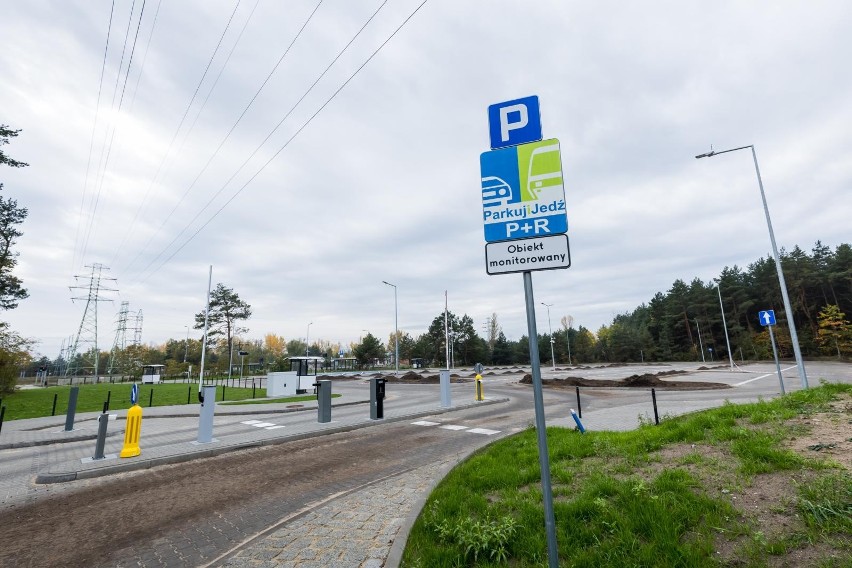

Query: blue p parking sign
488;96;542;149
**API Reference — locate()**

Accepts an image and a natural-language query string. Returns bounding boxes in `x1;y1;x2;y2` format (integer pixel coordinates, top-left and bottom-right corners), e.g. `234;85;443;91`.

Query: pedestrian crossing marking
241;420;280;429
468;428;500;435
411;421;501;436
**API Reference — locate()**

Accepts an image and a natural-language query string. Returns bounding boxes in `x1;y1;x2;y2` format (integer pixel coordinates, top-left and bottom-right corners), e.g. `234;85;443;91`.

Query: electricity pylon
65;263;117;380
107;301;130;375
131;309;143;346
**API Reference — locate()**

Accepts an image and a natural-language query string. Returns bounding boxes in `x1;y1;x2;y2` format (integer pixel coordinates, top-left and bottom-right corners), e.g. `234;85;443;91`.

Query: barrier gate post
370;378;385;420
317;380;331;423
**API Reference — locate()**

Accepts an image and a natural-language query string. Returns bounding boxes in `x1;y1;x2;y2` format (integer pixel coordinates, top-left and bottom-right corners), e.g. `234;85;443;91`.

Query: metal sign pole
523;271;559;567
768;325;785;395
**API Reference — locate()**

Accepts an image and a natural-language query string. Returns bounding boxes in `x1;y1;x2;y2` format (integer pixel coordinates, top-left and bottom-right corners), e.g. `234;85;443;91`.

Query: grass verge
220;394;340;405
402;383;852;567
0;383;268;420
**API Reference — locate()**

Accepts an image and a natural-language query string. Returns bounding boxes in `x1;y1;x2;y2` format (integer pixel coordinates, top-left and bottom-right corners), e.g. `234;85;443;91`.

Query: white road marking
241;420;278;428
468;428;501;435
412;421;500;435
733;365;796;386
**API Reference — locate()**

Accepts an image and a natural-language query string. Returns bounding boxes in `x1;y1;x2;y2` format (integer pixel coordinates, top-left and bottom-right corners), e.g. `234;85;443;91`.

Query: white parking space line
440;425;469;431
734;366;797;386
241;420;278;428
265;425;286;430
468;428;501;435
411;420;440;426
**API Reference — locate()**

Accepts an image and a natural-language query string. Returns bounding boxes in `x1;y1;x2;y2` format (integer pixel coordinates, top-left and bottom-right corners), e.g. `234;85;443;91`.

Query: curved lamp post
696;145;807;388
714;280;735;371
382;281;399;373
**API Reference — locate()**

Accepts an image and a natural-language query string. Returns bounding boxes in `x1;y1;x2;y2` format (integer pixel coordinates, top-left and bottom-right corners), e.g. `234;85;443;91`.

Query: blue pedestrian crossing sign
488;95;542;149
481;138;568;242
759;310;776;326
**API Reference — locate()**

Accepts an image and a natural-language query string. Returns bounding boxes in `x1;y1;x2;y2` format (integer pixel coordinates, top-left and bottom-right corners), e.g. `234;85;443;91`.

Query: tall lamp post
714;280;735;371
306;322;313;357
695;319;706;363
184;325;189;363
382;281;399;373
696;145;808;389
541;302;556;371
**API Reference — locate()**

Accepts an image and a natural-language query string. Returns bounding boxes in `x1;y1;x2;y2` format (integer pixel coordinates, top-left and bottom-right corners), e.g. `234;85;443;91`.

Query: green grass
402;383;852;567
0;382;268;420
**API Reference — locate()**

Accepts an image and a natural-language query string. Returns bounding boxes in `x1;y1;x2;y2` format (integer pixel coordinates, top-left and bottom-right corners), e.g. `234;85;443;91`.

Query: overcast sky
2;0;851;360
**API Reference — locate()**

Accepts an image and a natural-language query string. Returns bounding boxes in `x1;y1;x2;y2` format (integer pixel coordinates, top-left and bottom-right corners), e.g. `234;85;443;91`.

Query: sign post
759;310;785;394
482;96;566;568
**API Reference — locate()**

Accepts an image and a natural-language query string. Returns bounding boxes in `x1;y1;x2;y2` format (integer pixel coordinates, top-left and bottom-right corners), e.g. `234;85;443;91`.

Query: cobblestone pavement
215;459;451;568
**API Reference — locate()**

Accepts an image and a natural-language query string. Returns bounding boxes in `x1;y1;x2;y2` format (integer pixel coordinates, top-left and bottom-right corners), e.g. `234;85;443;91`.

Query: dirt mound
378;371;469;384
519;370;729;390
316;374;360;381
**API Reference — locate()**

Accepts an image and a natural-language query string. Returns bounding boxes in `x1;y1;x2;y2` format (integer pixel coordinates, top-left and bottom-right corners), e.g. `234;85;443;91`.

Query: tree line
0;125;31;393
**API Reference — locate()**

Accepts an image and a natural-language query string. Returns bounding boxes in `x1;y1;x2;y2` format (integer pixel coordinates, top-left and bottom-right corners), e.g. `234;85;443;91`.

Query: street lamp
714;280;735;371
696;145;808;389
382;281;399;373
695;319;706;363
541;302;556;371
184;325;189;363
306;322;313;357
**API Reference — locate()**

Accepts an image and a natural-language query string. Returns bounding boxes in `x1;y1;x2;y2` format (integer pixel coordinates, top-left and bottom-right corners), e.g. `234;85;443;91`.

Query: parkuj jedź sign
481;95;570;275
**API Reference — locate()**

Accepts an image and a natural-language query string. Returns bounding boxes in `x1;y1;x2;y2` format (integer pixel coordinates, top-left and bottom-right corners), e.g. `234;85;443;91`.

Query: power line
72;0;117;271
80;0;149;265
127;0;164;114
128;0;375;279
137;0;431;283
119;0;323;276
109;0;244;268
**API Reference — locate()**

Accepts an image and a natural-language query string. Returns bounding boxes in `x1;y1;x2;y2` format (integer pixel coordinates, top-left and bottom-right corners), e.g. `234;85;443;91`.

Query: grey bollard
64;386;80;431
317;380;331;423
93;412;109;460
439;370;451;408
370;378;385;420
196;385;217;443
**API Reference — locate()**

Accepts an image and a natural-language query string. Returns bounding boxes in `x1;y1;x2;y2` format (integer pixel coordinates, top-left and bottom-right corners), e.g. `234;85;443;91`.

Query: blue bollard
570;408;585;433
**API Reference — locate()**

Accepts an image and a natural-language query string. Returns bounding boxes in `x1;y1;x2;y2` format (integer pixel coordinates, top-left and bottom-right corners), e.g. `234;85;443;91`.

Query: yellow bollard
119;404;143;458
475;374;484;401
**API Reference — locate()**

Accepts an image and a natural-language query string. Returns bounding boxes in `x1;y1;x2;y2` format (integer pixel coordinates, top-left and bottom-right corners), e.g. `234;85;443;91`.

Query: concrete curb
34;398;510;485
